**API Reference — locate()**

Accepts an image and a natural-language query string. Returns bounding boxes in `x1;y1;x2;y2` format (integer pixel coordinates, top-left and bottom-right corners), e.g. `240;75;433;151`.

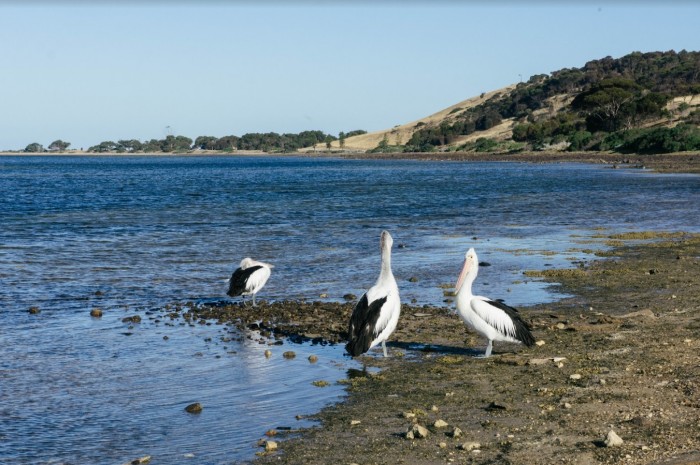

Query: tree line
21;130;367;154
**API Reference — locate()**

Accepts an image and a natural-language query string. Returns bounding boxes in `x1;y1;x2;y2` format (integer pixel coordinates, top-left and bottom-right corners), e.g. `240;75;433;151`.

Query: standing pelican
227;257;273;306
455;248;534;357
346;230;401;357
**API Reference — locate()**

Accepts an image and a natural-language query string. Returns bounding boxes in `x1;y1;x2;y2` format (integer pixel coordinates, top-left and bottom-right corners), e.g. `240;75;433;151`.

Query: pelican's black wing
227;265;263;297
484;298;535;346
345;293;388;356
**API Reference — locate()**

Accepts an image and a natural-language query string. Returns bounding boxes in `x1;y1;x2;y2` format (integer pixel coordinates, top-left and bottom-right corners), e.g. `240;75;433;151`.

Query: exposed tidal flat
250;233;700;465
1;156;699;464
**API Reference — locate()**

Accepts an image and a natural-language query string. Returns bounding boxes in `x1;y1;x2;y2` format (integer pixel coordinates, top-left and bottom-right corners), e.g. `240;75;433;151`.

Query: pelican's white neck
455;249;478;299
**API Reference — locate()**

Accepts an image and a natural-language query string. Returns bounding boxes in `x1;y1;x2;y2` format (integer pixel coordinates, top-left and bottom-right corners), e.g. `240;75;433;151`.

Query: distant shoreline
2;150;699;174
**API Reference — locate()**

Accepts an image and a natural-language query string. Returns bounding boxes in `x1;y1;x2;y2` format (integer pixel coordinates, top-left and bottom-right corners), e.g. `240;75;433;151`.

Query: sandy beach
180;232;700;465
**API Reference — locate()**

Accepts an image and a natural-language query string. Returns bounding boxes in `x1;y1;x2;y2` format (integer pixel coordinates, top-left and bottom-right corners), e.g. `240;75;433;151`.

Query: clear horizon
2;1;699;150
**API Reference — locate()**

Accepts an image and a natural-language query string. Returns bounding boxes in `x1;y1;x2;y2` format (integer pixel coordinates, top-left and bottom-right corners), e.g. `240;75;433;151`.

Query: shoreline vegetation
2;150;700;174
172;232;700;465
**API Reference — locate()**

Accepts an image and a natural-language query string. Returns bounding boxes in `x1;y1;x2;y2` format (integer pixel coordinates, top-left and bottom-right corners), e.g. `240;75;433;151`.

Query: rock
431;405;439;412
485;401;508;411
451;427;462;438
28;306;40;314
343;293;356;301
563;402;572;409
319;293;328;298
408;276;419;282
604;430;623;447
122;315;141;323
616;309;657;320
535;340;546;346
183;453;195;458
528;358;551;366
459;442;481;451
264;349;272;358
439;442;447;448
570;373;582;380
185;402;202;414
90;308;103;318
128;456;151;465
282;351;296;359
312;380;329;387
308;355;318;363
265;429;277;437
350;420;361;425
433;419;449;428
408;424;429;439
402;412;416;419
263;440;278;452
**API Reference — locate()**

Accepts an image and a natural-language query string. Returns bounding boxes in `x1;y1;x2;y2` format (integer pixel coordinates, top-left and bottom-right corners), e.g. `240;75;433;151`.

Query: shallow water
1;155;699;464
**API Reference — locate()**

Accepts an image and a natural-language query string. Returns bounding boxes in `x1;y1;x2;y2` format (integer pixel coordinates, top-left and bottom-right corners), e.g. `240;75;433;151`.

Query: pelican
455;248;534;357
346;230;401;357
226;257;273;306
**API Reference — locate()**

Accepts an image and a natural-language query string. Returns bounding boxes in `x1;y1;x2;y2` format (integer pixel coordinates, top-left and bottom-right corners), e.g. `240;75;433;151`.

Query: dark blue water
1;155;699;464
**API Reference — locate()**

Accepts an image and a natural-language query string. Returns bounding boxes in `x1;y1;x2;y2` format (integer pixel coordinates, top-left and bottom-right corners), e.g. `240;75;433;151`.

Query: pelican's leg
382;340;388;357
252;294;256;307
484;340;493;358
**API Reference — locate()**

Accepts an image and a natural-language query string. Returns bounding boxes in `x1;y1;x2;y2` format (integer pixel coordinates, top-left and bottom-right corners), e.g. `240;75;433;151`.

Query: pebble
439;442;447;448
128;456;151;465
185;403;203;414
90;308;103;318
183;453;195;459
402;412;416;419
570;373;582;380
459;442;480;451
264;349;272;358
563;402;572;409
264;440;278;452
406;424;429;439
308;355;318;363
451;427;462;438
28;307;40;315
282;351;296;359
350;420;361;425
604;430;624;447
535;340;546;346
431;405;439;412
433;419;449;428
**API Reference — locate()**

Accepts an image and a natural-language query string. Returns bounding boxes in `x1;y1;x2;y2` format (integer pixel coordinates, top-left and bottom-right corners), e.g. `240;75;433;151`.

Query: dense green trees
24;143;44;152
407;49;699;154
83;129;345;153
48;140;71;151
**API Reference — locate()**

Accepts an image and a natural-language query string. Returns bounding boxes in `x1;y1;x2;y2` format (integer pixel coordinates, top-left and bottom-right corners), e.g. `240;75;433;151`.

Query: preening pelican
455;248;534;357
346;230;401;357
227;257;273;306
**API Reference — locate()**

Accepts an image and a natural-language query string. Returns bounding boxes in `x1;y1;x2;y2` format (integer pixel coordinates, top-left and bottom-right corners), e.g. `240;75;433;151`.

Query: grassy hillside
317;50;700;154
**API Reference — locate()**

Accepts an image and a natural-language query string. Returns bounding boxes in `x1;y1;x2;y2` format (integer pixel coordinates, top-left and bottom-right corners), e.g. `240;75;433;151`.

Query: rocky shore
328;151;700;174
178;232;700;465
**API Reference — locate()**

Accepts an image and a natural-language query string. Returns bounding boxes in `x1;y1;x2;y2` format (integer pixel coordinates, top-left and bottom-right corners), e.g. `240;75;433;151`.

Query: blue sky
1;1;699;150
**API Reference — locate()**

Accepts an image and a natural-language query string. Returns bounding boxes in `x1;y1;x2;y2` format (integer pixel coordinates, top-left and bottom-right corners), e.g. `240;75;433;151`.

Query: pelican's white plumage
345;230;401;357
455;248;534;357
227;257;273;306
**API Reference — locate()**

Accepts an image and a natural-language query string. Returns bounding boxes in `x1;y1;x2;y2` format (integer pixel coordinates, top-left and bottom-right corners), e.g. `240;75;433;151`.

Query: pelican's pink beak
455;252;475;294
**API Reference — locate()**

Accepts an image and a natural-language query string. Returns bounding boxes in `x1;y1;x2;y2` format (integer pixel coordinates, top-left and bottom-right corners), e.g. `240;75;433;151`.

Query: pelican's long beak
455;255;473;294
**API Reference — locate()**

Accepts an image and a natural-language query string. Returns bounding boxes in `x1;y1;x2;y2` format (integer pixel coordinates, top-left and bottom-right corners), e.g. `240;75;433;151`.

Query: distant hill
317;50;700;154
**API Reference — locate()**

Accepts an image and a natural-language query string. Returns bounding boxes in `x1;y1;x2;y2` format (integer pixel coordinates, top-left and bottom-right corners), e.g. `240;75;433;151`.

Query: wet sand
185;232;700;465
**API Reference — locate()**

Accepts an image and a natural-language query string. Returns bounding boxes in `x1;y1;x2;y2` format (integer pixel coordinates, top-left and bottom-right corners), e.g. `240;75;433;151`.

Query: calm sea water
1;155;699;464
